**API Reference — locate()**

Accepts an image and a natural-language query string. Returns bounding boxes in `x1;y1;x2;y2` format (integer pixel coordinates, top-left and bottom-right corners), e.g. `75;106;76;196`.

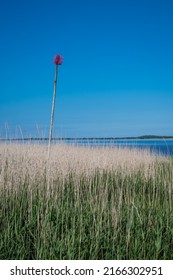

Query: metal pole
48;64;58;159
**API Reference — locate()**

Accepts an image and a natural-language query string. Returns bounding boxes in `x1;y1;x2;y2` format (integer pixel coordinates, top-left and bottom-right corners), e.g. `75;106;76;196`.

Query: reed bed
0;143;173;259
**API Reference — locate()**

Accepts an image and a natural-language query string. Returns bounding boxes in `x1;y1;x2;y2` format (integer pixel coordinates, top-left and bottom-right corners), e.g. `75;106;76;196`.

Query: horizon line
1;135;173;141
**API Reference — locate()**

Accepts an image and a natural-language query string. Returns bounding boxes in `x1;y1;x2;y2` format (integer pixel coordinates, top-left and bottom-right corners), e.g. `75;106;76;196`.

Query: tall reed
0;143;172;259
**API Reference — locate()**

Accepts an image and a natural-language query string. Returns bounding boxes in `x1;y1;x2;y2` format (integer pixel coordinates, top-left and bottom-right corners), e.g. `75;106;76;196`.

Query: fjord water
63;139;173;157
1;139;173;156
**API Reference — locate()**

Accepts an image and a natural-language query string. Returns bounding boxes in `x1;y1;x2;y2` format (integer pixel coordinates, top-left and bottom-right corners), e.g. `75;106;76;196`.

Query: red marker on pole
48;54;63;158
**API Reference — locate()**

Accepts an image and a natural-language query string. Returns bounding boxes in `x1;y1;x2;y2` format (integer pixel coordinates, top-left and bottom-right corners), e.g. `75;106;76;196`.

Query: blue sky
0;0;173;138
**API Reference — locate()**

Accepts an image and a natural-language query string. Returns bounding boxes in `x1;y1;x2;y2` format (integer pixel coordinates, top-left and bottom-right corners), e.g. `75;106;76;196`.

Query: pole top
53;54;63;65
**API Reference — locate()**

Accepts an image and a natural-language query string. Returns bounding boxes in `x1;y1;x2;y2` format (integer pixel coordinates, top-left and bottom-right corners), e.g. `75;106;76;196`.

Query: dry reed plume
0;143;165;189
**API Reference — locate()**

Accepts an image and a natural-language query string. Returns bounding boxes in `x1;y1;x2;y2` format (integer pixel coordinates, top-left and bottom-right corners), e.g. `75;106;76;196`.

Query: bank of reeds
0;143;173;259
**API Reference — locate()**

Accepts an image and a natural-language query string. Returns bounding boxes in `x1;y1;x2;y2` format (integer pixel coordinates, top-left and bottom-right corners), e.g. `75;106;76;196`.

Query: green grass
0;157;173;260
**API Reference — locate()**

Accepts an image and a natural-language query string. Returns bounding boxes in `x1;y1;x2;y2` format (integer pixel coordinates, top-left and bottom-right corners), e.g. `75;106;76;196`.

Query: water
1;138;173;157
62;139;173;157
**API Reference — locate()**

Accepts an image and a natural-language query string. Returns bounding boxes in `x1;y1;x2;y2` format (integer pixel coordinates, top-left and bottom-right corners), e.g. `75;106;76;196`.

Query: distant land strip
1;135;173;141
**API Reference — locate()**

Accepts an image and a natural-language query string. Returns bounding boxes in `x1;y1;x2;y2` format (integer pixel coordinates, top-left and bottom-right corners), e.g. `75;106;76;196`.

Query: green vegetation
0;144;173;259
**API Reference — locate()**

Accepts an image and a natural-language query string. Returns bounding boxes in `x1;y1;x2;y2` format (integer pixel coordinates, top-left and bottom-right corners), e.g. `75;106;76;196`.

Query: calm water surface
62;139;173;157
1;139;173;157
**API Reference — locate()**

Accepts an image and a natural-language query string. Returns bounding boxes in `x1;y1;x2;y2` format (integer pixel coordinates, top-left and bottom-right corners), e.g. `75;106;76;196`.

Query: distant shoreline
1;135;173;141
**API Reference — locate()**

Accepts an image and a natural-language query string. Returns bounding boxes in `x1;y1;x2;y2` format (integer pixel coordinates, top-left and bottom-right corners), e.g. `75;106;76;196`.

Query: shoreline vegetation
1;135;173;141
0;143;173;259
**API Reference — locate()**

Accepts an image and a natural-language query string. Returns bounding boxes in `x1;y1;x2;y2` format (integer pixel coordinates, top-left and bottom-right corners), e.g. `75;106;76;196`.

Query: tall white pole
48;64;58;159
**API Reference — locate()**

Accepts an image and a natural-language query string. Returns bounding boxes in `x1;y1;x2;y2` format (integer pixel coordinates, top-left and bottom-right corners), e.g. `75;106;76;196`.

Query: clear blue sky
0;0;173;138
